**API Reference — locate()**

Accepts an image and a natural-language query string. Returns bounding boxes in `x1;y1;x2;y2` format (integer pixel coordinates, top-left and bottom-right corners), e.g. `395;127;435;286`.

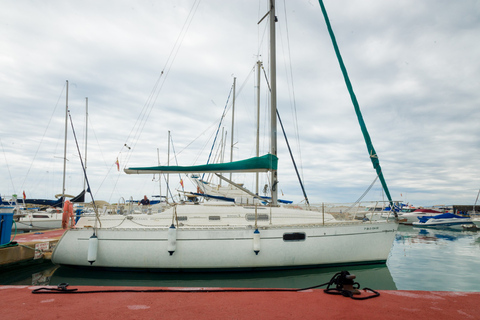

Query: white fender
167;224;177;256
87;234;98;265
253;228;260;255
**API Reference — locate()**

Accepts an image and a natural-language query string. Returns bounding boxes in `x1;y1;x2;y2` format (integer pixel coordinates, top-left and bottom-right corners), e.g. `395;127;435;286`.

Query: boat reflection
0;262;59;286
388;224;480;291
396;224;479;244
46;264;397;290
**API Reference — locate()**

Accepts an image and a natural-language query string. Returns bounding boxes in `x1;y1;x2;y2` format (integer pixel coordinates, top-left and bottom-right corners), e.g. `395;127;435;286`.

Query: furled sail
318;0;394;209
124;154;277;174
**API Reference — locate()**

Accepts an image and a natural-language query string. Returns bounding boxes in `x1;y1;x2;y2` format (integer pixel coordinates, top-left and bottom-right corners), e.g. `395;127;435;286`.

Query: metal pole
269;0;278;206
62;80;69;207
256;61;262;197
167;131;170;203
229;77;236;181
84;97;88;193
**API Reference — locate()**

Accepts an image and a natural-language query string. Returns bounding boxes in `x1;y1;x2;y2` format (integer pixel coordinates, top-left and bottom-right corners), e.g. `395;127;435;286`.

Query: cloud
1;0;479;206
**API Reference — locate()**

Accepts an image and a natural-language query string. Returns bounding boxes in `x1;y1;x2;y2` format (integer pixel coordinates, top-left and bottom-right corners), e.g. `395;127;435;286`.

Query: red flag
180;179;184;188
115;158;120;171
23;191;26;199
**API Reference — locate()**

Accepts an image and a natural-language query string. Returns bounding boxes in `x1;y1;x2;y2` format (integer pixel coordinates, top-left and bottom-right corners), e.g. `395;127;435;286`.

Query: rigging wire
317;0;395;212
205;87;233;165
169;134;185;200
173;68;256;168
261;65;309;204
19;83;66;193
67;110;100;225
280;0;304;185
0;138;16;193
473;188;480;211
343;175;379;214
202;86;233;181
122;0;202;167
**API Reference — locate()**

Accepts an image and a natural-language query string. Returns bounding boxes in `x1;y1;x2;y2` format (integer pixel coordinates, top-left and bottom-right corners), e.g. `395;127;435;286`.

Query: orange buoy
62;200;74;229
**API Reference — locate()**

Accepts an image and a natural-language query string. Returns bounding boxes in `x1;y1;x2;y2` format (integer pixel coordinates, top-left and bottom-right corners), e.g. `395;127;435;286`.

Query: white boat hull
412;218;473;230
52;207;398;270
397;211;442;225
12;212;63;231
473;218;480;227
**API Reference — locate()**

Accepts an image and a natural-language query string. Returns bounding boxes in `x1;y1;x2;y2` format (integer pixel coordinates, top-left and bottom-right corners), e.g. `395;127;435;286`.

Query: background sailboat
13;82;87;231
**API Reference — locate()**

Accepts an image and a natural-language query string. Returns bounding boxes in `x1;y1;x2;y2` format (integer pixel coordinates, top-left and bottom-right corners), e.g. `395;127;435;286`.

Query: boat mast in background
229;77;236;181
84;97;88;193
166;130;171;203
269;0;278;206
256;61;262;197
61;80;69;207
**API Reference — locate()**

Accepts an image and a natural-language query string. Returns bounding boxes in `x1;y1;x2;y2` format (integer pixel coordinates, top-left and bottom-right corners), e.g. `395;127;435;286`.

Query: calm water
2;225;480;291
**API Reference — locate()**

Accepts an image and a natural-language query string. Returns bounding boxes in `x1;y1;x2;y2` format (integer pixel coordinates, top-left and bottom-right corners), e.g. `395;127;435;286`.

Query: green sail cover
124;154;278;174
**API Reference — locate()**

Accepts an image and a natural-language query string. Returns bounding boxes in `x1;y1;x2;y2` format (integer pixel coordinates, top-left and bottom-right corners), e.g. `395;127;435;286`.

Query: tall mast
220;127;225;186
84;97;88;192
269;0;278;206
157;148;162;202
229;77;236;181
166;130;171;203
256;61;262;197
62;80;69;206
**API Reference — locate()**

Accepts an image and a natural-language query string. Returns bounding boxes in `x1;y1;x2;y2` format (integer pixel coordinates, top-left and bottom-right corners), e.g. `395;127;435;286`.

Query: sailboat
52;1;399;271
470;189;480;227
14;83;86;231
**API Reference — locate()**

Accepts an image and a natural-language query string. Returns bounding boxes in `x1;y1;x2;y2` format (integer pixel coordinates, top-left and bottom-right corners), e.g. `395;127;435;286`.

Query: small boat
398;208;443;225
12;191;86;231
472;217;480;228
412;213;473;229
12;208;64;232
470;189;480;227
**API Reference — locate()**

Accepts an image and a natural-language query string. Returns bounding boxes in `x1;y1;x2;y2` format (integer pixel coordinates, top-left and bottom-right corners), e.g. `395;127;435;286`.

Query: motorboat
412;213;473;229
398;208;443;225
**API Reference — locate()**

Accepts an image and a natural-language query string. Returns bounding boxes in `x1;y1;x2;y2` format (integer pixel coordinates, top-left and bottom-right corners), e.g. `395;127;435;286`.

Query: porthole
246;213;269;221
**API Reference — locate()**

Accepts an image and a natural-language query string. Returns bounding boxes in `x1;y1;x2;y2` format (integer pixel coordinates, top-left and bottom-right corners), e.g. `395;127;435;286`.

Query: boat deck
1;285;478;319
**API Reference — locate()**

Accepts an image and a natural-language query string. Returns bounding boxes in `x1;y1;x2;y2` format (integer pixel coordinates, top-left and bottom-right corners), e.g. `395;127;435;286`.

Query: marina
2;0;480;318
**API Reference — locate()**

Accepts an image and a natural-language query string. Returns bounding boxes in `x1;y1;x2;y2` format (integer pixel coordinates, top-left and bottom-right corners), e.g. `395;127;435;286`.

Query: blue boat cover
417;213;468;223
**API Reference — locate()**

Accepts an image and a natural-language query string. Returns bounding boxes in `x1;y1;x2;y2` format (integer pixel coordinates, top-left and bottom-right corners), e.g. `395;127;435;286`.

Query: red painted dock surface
11;228;66;243
1;285;479;320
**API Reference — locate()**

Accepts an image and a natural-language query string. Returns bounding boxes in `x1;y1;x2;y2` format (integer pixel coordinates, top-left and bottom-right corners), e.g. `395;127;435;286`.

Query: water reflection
0;262;59;286
396;224;479;244
388;225;480;292
48;264;396;290
2;262;397;290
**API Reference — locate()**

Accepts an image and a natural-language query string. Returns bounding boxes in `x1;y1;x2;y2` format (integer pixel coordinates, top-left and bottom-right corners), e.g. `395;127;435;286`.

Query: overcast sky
1;0;479;207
